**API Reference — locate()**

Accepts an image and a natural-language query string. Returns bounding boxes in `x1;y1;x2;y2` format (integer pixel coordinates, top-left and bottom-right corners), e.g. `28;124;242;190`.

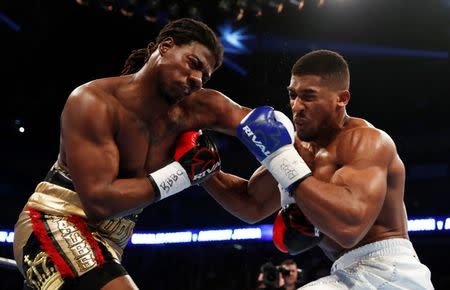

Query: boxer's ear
158;37;175;55
337;90;350;107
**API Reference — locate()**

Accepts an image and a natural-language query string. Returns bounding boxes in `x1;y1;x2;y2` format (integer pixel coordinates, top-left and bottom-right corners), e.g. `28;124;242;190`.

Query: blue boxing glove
237;106;312;192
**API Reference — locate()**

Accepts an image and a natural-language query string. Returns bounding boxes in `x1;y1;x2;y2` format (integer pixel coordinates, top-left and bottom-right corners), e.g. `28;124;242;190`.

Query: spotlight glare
248;0;264;17
19;127;25;133
235;0;247;21
219;24;249;51
75;0;90;5
144;0;159;23
98;0;116;12
167;2;181;20
218;0;232;13
289;0;305;10
269;0;284;13
121;0;140;17
187;5;202;21
277;3;284;13
236;8;245;21
299;0;305;10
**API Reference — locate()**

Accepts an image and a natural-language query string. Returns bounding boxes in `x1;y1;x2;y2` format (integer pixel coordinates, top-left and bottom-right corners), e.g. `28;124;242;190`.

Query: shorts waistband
45;164;75;191
331;238;416;272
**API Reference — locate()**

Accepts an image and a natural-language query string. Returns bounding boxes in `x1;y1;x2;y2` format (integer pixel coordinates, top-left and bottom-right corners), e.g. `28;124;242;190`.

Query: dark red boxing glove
273;203;322;255
148;130;221;201
174;130;221;185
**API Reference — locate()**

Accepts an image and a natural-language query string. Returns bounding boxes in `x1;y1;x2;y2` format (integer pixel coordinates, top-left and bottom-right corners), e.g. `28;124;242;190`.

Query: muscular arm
180;89;283;222
179;88;251;136
61;87;158;222
202;166;281;224
293;128;395;248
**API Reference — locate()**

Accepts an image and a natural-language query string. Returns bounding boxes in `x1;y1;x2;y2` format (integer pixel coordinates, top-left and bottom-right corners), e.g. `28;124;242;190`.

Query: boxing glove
273;203;322;255
148;130;221;201
236;106;311;192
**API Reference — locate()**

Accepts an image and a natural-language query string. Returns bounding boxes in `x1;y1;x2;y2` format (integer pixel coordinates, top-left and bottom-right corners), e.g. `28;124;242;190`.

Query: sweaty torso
59;76;197;180
297;117;409;260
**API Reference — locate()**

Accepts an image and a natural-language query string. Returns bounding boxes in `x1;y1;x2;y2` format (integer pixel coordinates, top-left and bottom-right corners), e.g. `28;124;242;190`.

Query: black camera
260;262;291;289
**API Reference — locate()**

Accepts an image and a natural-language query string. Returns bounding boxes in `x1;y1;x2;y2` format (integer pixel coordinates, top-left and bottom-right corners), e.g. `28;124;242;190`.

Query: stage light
299;0;305;10
317;0;325;8
167;2;181;21
186;4;202;21
269;0;284;13
218;0;233;13
248;0;264;17
75;0;90;6
3;217;450;246
143;0;159;23
218;23;251;75
219;24;249;52
234;0;248;21
235;8;245;21
236;0;248;9
120;0;138;17
289;0;305;10
97;0;116;12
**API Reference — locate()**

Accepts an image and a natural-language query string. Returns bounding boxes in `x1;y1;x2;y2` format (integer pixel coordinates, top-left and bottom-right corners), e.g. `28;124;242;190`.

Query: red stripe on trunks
67;215;106;266
28;208;75;278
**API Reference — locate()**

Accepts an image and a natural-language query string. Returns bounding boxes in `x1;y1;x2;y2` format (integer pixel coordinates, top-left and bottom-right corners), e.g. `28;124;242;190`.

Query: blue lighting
218;23;252;75
0;230;14;244
1;216;449;246
0;11;21;32
223;57;248;76
218;23;251;54
131;225;266;245
259;37;447;59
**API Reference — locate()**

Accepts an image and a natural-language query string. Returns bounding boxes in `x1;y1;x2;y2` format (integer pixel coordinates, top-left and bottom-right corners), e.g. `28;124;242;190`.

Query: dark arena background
1;0;448;289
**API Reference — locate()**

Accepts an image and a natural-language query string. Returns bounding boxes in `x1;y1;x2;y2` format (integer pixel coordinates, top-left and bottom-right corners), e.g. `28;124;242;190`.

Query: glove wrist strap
287;172;313;197
262;145;311;190
148;161;191;201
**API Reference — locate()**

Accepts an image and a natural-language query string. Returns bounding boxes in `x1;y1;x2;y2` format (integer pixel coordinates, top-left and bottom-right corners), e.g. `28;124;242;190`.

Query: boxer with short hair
13;18;251;290
204;50;434;289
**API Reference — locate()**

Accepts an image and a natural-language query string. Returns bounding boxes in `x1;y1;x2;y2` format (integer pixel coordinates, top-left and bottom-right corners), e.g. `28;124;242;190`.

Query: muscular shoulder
182;88;241;111
336;126;397;166
178;88;250;134
62;83;119;135
294;137;316;168
66;83;118;116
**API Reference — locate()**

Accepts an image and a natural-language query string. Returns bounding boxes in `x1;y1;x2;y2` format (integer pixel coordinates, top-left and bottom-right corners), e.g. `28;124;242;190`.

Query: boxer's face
288;74;342;142
157;39;215;104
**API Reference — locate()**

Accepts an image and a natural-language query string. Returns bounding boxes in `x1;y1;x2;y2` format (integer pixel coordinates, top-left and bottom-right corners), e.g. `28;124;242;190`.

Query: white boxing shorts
299;238;434;290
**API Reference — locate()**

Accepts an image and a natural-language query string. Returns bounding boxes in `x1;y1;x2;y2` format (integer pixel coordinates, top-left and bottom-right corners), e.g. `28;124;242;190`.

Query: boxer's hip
14;180;138;276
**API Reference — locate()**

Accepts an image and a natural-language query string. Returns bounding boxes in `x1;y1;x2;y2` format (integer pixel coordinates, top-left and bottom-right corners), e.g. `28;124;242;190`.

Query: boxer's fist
236;106;311;191
174;130;221;185
273;203;322;255
149;130;221;201
236;106;295;162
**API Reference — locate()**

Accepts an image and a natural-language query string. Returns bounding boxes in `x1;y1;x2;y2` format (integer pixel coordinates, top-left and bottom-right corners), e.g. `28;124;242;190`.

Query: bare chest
312;148;340;182
115;113;182;177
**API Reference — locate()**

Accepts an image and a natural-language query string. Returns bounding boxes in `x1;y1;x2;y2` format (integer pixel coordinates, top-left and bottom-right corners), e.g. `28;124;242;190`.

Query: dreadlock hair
291;50;350;90
121;18;224;75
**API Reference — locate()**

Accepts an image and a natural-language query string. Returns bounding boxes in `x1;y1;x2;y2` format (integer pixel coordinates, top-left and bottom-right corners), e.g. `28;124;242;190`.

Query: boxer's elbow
334;228;362;249
332;220;368;249
238;213;264;225
235;203;275;224
78;190;115;222
82;202;111;223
